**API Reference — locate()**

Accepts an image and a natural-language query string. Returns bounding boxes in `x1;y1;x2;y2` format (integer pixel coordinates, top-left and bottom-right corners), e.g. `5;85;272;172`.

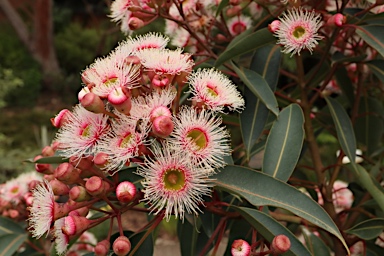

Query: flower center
206;83;218;97
119;133;134;148
80;124;91;138
103;76;118;86
292;26;306;39
163;169;186;191
11;186;19;194
187;128;208;149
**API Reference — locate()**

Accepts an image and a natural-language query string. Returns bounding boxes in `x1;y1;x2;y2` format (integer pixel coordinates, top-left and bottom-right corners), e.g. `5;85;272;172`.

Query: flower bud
85;176;105;196
271;234;291;254
152;115;174;138
327;13;346;27
9;209;19;219
78;86;91;101
69;186;92;202
55;163;81;184
80;92;106;114
51;109;72;128
269;20;281;33
69;155;94;171
113;236;131;256
95;240;111;256
94;152;109;169
226;5;242;17
108;87;132;115
231;239;251;256
128;17;145;30
62;216;91;236
152;74;171;88
68;206;89;217
34;155;54;174
41;146;55;157
116;181;137;203
50;179;70;196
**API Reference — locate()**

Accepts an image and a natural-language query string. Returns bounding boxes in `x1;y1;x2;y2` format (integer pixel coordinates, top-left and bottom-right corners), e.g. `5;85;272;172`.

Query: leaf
302;229;331;256
240;86;269;161
304;60;330;88
331;51;367;64
215;28;276;67
346;218;384;240
0;233;28;256
263;103;304;182
177;216;212;256
231;61;279;116
30;156;68;164
366;59;384;82
356;25;384;57
334;67;355;106
354;96;384;156
233;207;312;256
213;165;349;253
215;0;229;17
324;97;356;164
0;217;25;236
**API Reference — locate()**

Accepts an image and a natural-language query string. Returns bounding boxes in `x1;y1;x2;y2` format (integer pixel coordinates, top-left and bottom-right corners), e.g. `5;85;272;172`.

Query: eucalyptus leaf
213;165;349;253
346;218;384;240
302;229;331;256
366;59;384;82
0;217;25;236
0;233;28;256
263;103;304;182
356;25;384;57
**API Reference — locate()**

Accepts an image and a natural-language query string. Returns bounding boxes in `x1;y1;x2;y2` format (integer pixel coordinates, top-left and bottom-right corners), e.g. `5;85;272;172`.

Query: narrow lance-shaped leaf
213;165;349;253
366;59;384;82
324;97;356;164
215;28;276;67
356;25;384;57
0;234;28;256
346;218;384;240
263;103;304;182
232;61;279;116
240;45;282;161
302;228;332;256
233;206;312;256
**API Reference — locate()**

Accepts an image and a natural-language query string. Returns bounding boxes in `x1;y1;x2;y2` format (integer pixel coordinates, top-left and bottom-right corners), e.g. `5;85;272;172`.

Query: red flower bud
54;163;81;184
69;186;91;202
95;240;111;256
113;236;131;256
116;181;137;203
271;234;291;254
231;239;251;256
80;92;106;114
62;216;90;236
152;115;174;138
50;179;70;196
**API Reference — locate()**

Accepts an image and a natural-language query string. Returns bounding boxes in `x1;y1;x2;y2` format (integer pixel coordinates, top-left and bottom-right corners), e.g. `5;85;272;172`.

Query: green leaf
0;233;28;256
324;97;356;164
363;12;384;25
0;217;25;236
177;216;212;256
240;86;269;161
215;28;276;67
215;0;229;17
30;156;68;164
356;25;384;57
366;59;384;82
302;229;331;256
346;218;384;240
231;61;279;116
213;165;349;253
331;51;367;64
334;67;355;106
304;60;330;88
233;207;311;256
354;96;384;156
263;103;304;182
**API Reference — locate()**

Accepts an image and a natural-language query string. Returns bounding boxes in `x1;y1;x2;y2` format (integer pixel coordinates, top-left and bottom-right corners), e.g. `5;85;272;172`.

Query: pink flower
96;112;149;173
54;105;110;159
188;68;245;112
227;15;252;36
316;180;354;213
170;107;231;172
231;239;251;256
273;7;323;56
53;218;69;255
137;142;213;221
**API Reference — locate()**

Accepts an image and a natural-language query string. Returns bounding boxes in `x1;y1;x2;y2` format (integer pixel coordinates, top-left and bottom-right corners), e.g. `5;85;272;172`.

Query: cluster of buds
28;31;245;254
230;235;291;255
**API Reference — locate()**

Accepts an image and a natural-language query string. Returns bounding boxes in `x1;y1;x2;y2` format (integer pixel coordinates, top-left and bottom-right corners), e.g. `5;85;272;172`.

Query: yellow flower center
80;125;91;138
206;83;218;97
292;26;306;39
104;76;118;86
163;169;186;191
187;128;208;149
119;133;134;148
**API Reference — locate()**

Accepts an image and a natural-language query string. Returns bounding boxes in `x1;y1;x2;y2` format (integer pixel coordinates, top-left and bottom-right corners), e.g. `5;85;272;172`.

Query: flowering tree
1;0;384;255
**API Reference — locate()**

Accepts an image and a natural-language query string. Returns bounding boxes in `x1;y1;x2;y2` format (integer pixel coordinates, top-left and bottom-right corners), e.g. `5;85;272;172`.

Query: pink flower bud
51;109;72;128
152;115;174;138
113;236;131;256
85;176;105;196
116;181;137;203
80;92;106;114
9;209;19;219
94;152;109;169
69;156;94;171
50;179;70;196
125;55;141;65
149;105;172;122
327;13;346;27
108;87;132;115
95;240;111;256
34;155;54;174
62;216;91;236
231;239;251;256
69;186;91;202
128;17;145;31
78;86;91;101
226;5;242;17
271;234;291;254
69;206;89;217
41;146;55;157
269;20;281;33
152;74;171;88
55;163;81;184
